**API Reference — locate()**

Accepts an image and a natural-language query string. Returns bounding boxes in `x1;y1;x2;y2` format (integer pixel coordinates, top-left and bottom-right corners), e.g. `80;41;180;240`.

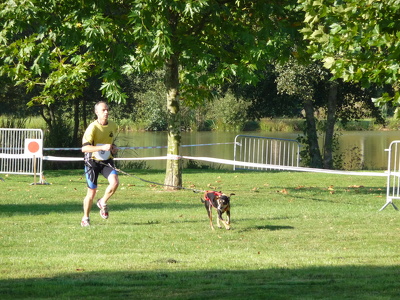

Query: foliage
275;58;383;168
0;116;26;128
116;160;150;171
0;75;39;117
230;67;304;119
0;0;131;105
259;118;304;132
0;0;300;113
206;92;252;131
135;82;168;131
275;59;327;102
340;146;365;171
123;1;298;103
299;0;400;105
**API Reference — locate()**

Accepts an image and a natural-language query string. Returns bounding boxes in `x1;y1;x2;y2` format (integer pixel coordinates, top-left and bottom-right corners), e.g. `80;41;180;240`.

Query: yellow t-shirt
82;120;118;161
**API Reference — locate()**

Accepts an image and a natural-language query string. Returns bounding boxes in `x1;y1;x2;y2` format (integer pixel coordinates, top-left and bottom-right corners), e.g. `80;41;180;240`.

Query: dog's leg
216;211;222;229
217;210;230;230
205;203;215;230
226;208;230;225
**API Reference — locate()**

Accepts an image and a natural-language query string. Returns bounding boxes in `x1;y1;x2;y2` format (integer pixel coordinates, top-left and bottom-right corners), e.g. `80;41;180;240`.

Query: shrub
206;92;252;131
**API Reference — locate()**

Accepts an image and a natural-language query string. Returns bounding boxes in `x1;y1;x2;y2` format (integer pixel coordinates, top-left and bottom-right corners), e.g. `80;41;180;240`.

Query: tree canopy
0;1;299;106
0;0;300;186
299;0;400;104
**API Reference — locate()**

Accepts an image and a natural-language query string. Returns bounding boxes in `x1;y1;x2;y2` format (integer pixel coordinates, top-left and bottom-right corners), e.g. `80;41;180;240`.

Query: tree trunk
303;98;323;168
82;97;88;130
323;81;338;169
164;54;182;190
73;99;80;146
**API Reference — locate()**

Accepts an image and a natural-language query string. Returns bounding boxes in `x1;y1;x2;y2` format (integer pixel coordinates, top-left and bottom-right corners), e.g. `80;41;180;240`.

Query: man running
81;101;119;227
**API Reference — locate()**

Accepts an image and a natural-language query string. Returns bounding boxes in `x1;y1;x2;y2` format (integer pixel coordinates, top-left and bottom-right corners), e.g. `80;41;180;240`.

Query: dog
201;191;234;230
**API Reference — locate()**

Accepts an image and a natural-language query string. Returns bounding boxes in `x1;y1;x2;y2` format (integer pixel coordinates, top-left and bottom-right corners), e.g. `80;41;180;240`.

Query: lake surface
116;131;400;170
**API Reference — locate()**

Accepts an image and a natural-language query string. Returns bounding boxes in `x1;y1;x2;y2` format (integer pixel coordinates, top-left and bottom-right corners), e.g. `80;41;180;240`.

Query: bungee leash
98;161;206;193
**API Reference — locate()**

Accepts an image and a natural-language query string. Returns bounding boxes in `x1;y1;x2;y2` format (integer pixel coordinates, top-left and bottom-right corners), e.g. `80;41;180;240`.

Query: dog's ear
230;193;235;196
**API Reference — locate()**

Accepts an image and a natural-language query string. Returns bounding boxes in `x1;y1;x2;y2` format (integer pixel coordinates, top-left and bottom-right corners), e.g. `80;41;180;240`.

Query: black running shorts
84;159;117;189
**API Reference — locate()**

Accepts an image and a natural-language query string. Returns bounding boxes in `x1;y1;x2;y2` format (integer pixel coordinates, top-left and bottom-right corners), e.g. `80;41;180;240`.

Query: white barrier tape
166;154;182;160
42;156;170;161
42;148;82;151
0;153;38;158
41;155;387;177
115;156;169;161
42;142;235;151
43;156;83;161
181;156;388;177
181;142;235;148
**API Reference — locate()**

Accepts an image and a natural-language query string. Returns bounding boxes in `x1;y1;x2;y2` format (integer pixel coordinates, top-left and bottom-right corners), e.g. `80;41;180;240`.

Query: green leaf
323;57;335;69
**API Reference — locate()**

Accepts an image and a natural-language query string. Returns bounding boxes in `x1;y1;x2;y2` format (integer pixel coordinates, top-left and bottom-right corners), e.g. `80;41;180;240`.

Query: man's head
95;101;109;123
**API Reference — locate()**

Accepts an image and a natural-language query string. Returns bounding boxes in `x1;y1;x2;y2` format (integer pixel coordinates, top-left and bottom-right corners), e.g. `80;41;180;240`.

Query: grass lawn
0;168;399;299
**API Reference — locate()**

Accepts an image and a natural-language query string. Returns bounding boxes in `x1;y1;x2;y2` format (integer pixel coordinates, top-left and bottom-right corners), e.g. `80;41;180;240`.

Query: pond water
116;130;400;170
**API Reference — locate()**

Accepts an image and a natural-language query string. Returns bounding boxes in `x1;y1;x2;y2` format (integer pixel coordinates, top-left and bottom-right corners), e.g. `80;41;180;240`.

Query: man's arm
82;144;113;153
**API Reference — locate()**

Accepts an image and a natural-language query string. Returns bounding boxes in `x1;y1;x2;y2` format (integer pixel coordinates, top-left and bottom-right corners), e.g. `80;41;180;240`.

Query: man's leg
97;173;119;219
82;188;96;226
100;174;119;205
83;188;97;218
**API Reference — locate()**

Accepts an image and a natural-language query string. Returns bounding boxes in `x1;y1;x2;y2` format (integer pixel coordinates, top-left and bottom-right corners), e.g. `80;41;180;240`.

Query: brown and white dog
201;191;234;230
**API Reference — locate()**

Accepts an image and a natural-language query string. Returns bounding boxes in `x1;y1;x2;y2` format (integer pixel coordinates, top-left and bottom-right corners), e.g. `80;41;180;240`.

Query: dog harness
204;191;223;208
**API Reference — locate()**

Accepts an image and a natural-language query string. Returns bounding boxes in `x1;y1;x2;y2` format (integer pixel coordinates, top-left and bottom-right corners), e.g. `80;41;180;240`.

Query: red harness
204;191;223;208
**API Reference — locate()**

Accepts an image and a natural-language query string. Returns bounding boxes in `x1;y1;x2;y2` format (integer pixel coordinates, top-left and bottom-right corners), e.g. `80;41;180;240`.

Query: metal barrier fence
0;128;44;181
233;135;301;171
381;140;400;211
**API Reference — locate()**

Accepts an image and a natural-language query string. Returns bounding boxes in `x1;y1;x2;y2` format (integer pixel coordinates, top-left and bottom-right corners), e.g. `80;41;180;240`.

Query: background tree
299;0;400;106
275;59;382;168
123;1;300;188
0;0;299;188
0;0;133;147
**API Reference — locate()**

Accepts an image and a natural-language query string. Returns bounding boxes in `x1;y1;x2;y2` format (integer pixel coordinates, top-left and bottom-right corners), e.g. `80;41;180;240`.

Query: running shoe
97;199;109;219
81;218;90;227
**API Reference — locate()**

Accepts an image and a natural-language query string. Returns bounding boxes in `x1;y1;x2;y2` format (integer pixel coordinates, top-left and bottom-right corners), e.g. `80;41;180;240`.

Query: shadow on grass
0;266;398;299
270;185;385;196
0;202;196;216
238;224;295;233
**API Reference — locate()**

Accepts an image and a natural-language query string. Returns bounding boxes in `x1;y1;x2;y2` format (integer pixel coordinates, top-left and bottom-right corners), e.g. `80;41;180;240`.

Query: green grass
1;169;399;299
